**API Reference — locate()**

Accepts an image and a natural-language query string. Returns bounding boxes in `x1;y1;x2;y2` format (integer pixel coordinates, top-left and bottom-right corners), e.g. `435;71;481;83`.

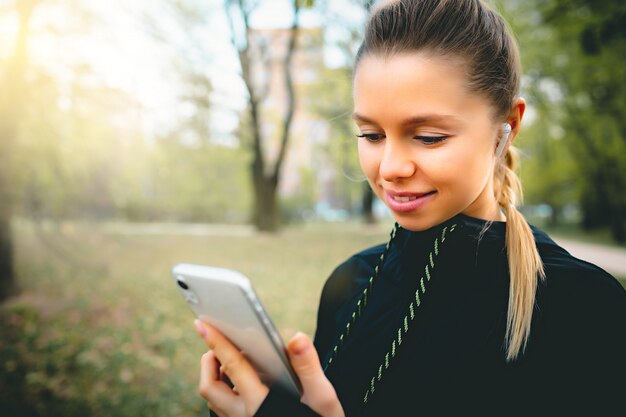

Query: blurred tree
145;135;251;223
307;66;364;216
0;0;156;225
224;0;304;231
496;0;626;241
538;0;626;241
0;0;253;227
517;109;578;226
147;0;217;148
0;0;38;301
307;0;378;223
142;0;253;223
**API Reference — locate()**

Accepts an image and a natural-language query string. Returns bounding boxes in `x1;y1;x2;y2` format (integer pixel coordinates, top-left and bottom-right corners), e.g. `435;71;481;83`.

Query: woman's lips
384;190;437;213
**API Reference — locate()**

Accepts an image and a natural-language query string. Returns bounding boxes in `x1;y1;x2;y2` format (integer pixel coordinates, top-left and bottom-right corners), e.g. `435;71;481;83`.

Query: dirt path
552;237;626;278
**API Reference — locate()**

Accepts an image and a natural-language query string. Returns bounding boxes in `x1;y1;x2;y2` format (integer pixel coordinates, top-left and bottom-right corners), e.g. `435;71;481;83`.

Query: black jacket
256;214;626;416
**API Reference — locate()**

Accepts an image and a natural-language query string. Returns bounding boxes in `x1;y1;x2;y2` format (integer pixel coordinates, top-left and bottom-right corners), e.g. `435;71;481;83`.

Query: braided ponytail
496;145;546;361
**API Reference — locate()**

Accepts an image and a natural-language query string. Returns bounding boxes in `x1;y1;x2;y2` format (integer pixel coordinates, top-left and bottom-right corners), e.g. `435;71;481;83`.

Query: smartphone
171;263;301;398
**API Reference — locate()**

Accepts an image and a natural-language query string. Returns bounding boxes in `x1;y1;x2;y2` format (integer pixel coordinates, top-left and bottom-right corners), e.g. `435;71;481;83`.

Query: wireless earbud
495;123;512;158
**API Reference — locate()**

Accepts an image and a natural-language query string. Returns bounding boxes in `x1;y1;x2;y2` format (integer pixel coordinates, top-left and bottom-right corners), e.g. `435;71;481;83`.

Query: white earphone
495;123;512;158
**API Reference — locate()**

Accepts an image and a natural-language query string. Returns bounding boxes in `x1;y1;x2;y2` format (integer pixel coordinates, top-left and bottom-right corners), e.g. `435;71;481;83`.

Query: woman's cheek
358;144;381;180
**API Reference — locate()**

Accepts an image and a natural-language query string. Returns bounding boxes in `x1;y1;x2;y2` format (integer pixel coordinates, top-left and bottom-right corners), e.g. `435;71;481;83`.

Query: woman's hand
195;320;269;417
286;332;345;417
195;320;344;417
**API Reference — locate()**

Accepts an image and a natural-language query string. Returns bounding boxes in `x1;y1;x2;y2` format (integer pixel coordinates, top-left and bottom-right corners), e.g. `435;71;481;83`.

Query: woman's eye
414;135;447;145
356;133;385;142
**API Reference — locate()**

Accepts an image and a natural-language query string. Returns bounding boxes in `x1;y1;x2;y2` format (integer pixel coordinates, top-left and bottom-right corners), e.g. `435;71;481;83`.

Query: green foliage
504;0;626;241
128;139;251;223
0;1;252;226
306;66;365;214
280;166;318;223
517;111;578;223
544;0;626;240
11;86;251;223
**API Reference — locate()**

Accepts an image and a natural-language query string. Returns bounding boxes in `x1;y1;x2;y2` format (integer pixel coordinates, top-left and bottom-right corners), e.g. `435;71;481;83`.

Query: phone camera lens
177;279;189;290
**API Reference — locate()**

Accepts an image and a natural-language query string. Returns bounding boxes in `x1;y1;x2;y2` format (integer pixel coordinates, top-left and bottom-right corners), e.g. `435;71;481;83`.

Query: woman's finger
195;320;269;413
199;351;245;417
219;365;234;388
195;320;263;392
287;332;345;417
199;351;236;403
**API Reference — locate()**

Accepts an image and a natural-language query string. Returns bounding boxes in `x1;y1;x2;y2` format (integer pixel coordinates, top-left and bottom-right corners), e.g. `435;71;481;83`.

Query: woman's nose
379;139;417;182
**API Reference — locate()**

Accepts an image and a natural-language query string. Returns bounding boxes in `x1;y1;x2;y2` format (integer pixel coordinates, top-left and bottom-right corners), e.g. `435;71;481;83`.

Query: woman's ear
507;97;526;143
496;97;526;157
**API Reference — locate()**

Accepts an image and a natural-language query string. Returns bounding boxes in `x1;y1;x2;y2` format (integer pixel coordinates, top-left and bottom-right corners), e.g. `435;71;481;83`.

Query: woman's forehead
352;53;491;125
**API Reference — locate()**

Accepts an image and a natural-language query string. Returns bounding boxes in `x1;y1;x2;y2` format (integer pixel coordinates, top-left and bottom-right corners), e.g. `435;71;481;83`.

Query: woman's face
353;53;507;231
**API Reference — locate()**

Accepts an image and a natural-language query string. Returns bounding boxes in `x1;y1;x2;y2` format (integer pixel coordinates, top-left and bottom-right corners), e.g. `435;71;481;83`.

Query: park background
1;0;625;415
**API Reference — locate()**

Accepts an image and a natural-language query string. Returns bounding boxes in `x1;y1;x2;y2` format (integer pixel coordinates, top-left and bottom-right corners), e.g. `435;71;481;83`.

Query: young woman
193;1;626;415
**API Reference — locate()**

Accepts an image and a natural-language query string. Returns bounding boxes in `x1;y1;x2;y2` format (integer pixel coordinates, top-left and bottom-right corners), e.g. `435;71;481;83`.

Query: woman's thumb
287;332;344;417
287;332;322;380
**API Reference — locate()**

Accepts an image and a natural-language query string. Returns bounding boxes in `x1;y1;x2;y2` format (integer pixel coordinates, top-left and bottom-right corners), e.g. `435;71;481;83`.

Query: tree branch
272;0;300;183
224;0;265;176
255;37;271;102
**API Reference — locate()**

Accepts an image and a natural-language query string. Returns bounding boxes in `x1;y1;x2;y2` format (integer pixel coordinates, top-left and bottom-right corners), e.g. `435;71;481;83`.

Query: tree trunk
548;204;560;227
225;0;300;233
0;187;15;301
0;112;16;301
253;175;279;232
610;199;625;243
0;0;36;301
611;214;625;243
361;183;376;224
0;131;17;302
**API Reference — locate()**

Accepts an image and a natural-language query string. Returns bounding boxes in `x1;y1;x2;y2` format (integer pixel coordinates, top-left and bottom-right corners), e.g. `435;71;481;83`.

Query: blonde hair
357;0;545;361
495;146;545;360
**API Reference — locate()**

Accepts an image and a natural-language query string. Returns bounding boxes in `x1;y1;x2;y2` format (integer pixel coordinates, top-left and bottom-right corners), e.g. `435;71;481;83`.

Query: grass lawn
1;219;624;416
0;220;391;417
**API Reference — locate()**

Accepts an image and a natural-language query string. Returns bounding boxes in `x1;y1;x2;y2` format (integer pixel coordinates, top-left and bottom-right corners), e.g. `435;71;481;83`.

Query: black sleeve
254;386;320;417
578;271;626;408
538;260;626;412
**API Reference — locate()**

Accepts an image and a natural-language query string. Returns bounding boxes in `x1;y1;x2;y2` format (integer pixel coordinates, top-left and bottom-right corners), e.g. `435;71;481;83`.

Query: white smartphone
171;263;301;398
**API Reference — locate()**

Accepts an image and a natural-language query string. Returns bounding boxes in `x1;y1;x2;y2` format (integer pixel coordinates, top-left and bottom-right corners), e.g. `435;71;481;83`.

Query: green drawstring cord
317;220;458;405
323;223;399;370
362;223;456;404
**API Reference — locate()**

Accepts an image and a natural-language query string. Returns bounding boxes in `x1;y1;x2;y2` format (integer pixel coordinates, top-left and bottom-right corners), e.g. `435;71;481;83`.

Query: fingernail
290;332;309;355
194;319;207;338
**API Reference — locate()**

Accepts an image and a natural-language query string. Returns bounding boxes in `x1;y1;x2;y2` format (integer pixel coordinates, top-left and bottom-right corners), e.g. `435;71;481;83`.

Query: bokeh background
1;0;625;416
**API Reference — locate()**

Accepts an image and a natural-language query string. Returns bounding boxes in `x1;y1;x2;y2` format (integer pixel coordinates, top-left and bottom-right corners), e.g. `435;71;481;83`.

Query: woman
193;0;626;415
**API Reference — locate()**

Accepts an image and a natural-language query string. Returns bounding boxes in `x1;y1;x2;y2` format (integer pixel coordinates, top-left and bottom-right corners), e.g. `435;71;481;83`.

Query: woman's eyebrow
399;115;460;125
351;113;377;124
352;113;460;125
